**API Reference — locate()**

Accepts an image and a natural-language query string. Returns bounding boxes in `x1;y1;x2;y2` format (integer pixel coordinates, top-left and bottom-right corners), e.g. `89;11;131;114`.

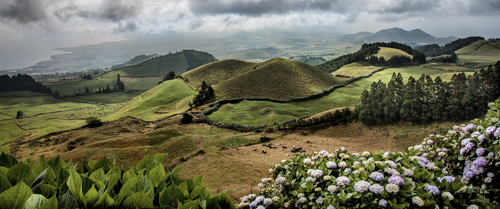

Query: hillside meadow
209;65;474;126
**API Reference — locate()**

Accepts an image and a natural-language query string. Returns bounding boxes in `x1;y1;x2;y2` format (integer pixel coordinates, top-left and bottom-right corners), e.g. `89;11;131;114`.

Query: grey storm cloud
381;0;441;14
188;0;342;16
0;0;47;24
115;21;138;32
467;0;500;15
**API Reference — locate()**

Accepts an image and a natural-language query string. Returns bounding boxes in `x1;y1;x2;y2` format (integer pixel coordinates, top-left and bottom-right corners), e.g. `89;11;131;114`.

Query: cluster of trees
183;49;218;71
158;71;176;85
80;73;93;80
279;108;354;130
416;36;485;57
356;62;500;125
428;52;458;63
55;74;125;99
189;81;214;107
0;74;53;95
317;42;426;73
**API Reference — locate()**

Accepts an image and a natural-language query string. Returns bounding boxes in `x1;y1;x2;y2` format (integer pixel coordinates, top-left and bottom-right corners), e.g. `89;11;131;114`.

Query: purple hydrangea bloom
486;126;496;135
426;184;440;196
264;198;273;205
354;180;371;193
465;143;475;152
476;148;485;156
453;125;459;130
250;201;258;208
437;176;455;183
495;128;500;138
461;138;471;146
463;124;475;132
255;196;265;204
478;135;486;143
379;199;388;207
488;152;494;158
344;168;351;174
318;150;329;156
311;169;324;178
326;161;337;169
336;176;350;186
369;184;384;194
471;131;481;138
427;139;434;145
370;172;384;181
460;148;467;156
256;206;265;209
388;175;405;186
473;157;488;167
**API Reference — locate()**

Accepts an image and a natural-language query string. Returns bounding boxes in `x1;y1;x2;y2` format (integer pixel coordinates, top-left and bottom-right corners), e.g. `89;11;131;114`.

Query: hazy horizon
1;0;499;71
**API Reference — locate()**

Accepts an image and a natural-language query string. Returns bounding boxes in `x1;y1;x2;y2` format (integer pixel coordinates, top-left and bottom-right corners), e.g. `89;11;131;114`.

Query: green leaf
22;194;48;209
153;152;169;163
122;168;138;185
89;168;106;190
0;152;18;168
147;164;166;187
114;176;140;207
94;157;114;174
160;183;185;208
136;154;154;171
94;191;115;208
180;200;200;209
0;182;32;209
122;191;154;209
39;184;57;198
30;168;47;190
85;184;99;208
131;175;154;201
188;186;211;200
178;181;189;197
0;173;13;193
66;167;87;208
57;190;78;209
7;162;30;185
38;194;58;209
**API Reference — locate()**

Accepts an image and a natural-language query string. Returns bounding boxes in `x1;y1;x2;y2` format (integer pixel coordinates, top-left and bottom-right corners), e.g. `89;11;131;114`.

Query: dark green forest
356;61;500;125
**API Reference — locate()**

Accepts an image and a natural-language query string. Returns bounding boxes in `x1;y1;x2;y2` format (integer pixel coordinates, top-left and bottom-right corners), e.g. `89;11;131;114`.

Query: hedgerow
236;98;500;208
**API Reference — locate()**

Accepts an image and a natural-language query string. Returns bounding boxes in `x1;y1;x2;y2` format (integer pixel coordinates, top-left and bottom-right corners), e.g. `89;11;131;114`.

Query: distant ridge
340;27;458;44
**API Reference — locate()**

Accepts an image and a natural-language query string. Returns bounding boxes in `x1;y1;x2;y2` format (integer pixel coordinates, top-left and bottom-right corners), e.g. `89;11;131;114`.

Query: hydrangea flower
442;192;454;200
323;175;332;181
426;184;440;196
303;158;312;164
297;193;304;198
336;176;350;186
427;139;434;145
467;205;479;209
256;206;265;209
328;185;338;193
327;206;335;209
412;196;424;207
385;184;399;193
318;150;329;156
272;196;279;202
478;135;485;142
388;176;405;186
276;177;286;184
249;201;258;208
369;184;384;194
311;170;324;178
379;199;388;207
264;198;273;205
362;151;370;156
385;160;397;168
437;176;455;183
299;197;307;203
403;168;414;177
487;172;495;178
472;157;487;167
485;177;493;183
255;196;265;203
486;126;496;135
338;161;347;168
426;162;437;170
476;148;485;156
354;180;371;193
495;128;500;138
369;172;384;181
306;177;316;182
326;161;337;169
258;183;265;188
344;168;351;174
316;197;324;204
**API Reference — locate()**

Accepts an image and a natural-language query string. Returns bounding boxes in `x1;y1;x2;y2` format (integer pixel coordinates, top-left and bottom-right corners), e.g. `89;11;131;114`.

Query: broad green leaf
160;183;185;208
7;162;30;185
94;191;115;208
136;154;154;171
148;164;166;187
85;185;99;208
39;184;57;198
0;181;33;209
94;157;114;174
82;160;92;173
145;160;161;173
30;168;47;190
89;168;106;190
193;175;203;187
88;160;98;171
57;190;78;209
66;167;87;208
22;194;48;209
114;176;140;207
153;152;169;163
56;168;69;190
0;173;13;193
81;175;94;195
38;195;58;209
122;191;154;209
132;175;154;201
178;181;189;198
188;186;211;200
180;200;200;209
0;152;18;168
0;166;9;179
122;168;138;185
46;156;66;174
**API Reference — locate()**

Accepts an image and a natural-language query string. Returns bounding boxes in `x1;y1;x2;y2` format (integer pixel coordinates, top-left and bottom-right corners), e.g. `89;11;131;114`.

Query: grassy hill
183;58;343;100
111;52;188;77
455;40;500;64
374;47;413;60
103;79;196;121
332;61;380;77
230;51;271;60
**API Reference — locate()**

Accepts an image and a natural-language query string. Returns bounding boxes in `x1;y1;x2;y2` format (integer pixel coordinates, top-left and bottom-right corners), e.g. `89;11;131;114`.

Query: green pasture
111;53;188;77
333;62;380;77
103;79;196;121
457;54;500;64
455;40;488;54
63;92;143;104
422;63;473;72
375;47;412;60
209;66;474;126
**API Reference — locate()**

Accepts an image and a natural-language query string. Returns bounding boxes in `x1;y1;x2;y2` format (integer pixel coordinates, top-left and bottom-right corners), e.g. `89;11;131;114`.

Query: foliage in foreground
0;150;234;209
237;98;500;208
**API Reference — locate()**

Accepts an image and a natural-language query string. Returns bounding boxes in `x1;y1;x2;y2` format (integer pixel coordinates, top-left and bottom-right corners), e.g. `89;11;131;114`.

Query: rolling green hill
182;58;344;100
104;79;196;121
455;40;500;64
230;51;271;60
374;47;413;60
332;61;380;77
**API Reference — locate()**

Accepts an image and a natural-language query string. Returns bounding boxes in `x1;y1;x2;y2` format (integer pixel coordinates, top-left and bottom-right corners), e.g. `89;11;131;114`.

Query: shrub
260;136;272;143
0;150;234;209
85;117;102;127
181;113;193;124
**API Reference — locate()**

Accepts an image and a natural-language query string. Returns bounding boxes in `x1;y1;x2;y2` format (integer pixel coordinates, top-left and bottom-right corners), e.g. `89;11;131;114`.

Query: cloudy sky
1;0;499;69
